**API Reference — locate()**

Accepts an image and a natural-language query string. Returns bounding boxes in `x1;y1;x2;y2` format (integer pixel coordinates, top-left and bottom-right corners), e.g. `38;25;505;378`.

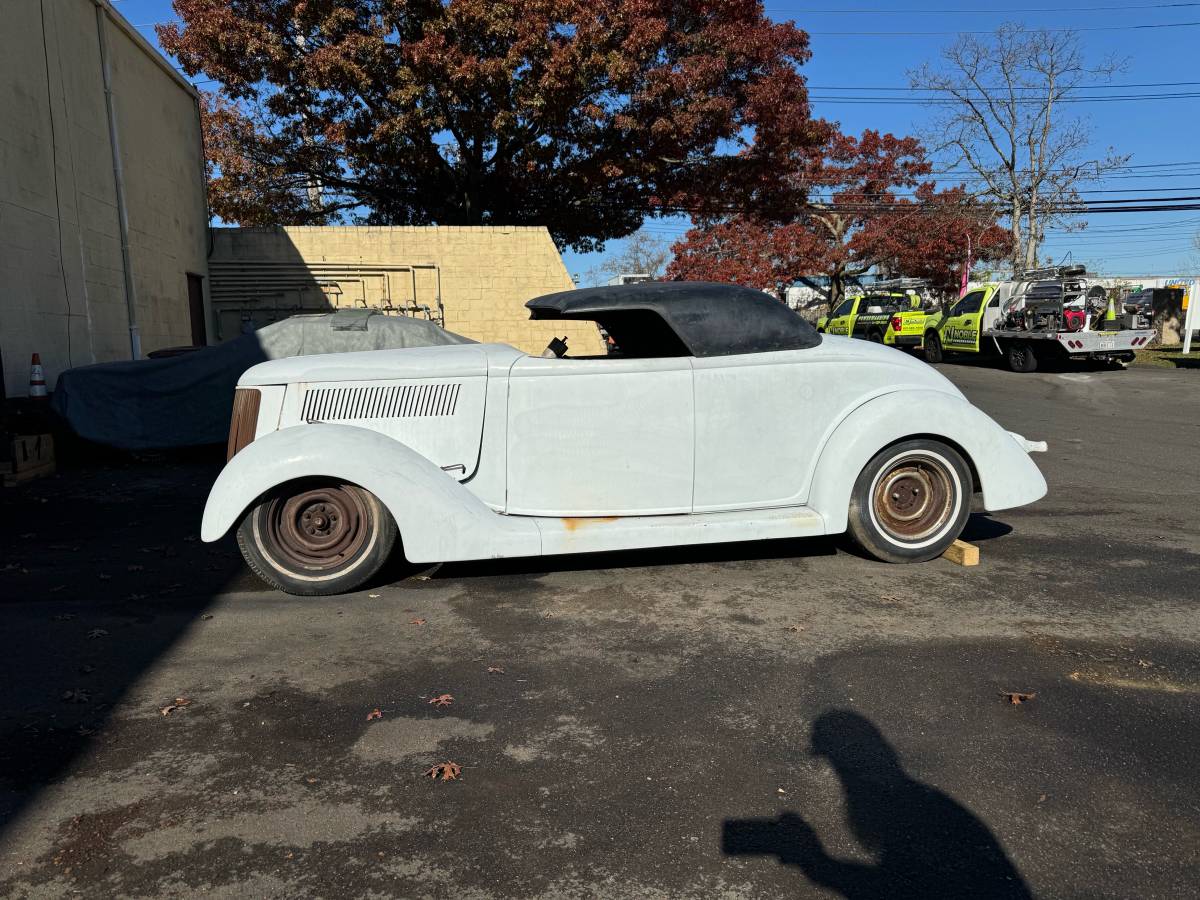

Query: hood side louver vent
302;383;462;422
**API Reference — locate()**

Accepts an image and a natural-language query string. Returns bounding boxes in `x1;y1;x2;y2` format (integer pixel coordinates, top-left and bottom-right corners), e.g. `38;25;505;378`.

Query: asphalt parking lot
1;361;1198;899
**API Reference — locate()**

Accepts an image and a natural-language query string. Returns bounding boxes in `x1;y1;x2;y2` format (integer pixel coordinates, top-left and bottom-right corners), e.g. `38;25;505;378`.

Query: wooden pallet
2;434;55;487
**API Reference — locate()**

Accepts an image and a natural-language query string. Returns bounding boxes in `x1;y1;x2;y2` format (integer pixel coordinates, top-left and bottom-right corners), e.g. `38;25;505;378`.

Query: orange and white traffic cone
29;353;47;399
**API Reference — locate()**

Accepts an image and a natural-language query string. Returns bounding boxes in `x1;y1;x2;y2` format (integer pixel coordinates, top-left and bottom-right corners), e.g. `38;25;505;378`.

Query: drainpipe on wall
93;0;141;360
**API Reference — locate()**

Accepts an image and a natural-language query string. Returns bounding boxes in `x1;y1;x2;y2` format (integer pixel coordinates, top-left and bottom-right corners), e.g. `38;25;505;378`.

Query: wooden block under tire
942;539;979;567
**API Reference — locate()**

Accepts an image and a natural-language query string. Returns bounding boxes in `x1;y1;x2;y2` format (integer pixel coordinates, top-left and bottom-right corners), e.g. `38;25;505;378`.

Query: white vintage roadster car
202;282;1047;595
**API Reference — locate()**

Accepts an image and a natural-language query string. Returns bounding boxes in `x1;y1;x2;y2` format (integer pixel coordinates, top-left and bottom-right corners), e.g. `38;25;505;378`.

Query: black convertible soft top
526;281;821;357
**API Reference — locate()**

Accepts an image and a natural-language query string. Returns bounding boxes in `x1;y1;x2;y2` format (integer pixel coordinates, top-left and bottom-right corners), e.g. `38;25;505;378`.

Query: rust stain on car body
561;516;621;532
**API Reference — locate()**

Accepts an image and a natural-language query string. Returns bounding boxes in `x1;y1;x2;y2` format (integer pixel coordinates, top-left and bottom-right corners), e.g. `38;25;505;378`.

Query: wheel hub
264;484;369;570
872;456;954;543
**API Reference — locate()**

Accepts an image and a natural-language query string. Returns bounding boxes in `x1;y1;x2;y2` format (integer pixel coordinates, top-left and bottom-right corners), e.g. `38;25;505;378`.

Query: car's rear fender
200;424;540;562
807;391;1047;533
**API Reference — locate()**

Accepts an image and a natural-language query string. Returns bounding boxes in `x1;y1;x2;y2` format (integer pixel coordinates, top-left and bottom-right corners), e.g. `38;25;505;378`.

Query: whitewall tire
236;480;397;596
847;440;972;563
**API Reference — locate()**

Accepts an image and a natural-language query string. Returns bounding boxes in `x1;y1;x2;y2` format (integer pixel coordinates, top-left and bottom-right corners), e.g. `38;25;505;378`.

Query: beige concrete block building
210;226;603;356
0;0;210;397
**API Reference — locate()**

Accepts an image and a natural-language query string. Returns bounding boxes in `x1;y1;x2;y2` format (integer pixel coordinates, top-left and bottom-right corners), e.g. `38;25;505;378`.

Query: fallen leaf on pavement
99;574;112;580
1001;691;1036;705
127;565;144;572
201;614;213;620
410;618;426;626
487;666;505;675
52;613;76;621
62;690;91;704
785;624;805;633
423;761;462;781
428;694;454;708
368;593;380;599
366;708;383;721
87;628;108;639
160;697;192;716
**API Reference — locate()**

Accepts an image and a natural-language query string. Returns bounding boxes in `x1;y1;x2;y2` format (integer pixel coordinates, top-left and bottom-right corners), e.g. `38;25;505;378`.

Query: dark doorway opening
187;272;207;346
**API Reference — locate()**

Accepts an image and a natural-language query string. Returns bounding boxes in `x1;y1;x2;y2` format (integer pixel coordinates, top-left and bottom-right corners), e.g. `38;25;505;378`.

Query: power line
806;81;1200;91
1045;216;1200;233
135;16;1200;37
809;92;1200;103
806;21;1200;34
645;199;1200;215
771;2;1200;11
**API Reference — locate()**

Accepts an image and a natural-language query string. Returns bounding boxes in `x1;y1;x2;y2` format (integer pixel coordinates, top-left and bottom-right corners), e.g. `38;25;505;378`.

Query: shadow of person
723;710;1032;899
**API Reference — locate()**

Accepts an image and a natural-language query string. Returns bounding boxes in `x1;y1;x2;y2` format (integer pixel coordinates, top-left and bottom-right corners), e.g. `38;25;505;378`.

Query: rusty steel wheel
263;485;370;571
847;440;972;564
237;481;397;596
870;456;955;546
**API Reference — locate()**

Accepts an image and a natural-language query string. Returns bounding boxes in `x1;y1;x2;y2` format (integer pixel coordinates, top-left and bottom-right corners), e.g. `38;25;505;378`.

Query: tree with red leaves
159;0;822;251
667;128;1006;306
873;184;1009;296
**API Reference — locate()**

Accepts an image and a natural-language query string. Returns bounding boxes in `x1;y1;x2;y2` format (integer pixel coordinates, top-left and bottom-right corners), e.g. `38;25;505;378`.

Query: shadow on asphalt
960;512;1013;543
0;451;240;841
723;709;1033;900
434;535;842;581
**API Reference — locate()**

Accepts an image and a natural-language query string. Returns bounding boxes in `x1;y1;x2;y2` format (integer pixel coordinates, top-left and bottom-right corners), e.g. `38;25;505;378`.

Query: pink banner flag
960;235;973;298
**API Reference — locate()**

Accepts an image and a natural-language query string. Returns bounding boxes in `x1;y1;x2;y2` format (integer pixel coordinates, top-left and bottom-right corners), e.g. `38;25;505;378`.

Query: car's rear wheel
236;480;397;595
1006;340;1038;373
847;440;972;563
923;331;943;364
867;329;884;343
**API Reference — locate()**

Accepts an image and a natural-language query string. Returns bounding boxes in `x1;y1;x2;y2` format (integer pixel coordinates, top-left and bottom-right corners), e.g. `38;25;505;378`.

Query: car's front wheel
847;440;972;563
236;480;397;595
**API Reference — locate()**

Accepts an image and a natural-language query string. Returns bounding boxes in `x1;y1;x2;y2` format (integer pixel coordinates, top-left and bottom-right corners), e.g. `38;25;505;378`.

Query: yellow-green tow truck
917;266;1153;372
816;280;932;344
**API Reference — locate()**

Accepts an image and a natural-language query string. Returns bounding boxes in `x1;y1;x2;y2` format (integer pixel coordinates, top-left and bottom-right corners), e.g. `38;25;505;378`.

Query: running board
532;506;827;557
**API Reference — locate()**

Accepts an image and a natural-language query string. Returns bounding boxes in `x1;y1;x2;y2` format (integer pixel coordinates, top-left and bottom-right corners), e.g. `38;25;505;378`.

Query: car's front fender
807;391;1047;533
201;424;540;563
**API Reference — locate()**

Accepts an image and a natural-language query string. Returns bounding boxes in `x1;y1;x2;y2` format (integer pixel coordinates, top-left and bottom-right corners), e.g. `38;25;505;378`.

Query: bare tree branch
910;24;1130;272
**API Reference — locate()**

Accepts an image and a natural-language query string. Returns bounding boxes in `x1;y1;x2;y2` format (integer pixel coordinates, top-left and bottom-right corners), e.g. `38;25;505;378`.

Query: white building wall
0;0;209;397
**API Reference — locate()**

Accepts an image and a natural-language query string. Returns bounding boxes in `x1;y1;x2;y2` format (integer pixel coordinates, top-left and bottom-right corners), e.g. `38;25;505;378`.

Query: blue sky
112;0;1199;282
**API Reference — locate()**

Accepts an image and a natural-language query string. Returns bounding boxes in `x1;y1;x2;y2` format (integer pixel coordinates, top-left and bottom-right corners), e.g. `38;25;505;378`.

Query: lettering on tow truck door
826;297;856;335
942;289;987;350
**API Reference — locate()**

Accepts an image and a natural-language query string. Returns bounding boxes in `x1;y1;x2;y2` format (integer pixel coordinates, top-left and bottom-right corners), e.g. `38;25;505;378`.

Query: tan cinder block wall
210;226;604;356
0;0;208;397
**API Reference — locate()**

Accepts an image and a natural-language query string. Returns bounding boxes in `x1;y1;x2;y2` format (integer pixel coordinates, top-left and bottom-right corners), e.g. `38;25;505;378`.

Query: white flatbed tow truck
920;265;1155;372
